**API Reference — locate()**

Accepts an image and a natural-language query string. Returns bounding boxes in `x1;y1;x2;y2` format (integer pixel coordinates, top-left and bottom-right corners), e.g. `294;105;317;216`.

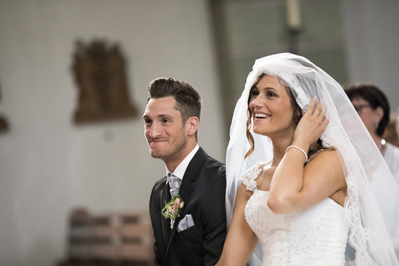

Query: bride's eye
250;89;259;99
266;91;277;98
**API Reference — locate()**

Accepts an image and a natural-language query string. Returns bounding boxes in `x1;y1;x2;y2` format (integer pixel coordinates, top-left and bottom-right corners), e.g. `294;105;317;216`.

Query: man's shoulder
204;155;225;171
196;147;224;164
196;152;226;199
197;147;225;169
153;175;167;189
199;153;226;184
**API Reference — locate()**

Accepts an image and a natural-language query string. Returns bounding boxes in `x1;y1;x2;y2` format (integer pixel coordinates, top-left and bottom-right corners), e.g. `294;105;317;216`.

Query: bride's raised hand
293;97;329;148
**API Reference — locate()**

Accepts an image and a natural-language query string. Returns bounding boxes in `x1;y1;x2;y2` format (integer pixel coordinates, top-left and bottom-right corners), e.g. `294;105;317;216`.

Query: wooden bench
59;208;154;266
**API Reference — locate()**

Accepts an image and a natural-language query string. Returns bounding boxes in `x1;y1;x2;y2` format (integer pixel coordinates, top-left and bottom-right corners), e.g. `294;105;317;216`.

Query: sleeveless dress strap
242;161;265;191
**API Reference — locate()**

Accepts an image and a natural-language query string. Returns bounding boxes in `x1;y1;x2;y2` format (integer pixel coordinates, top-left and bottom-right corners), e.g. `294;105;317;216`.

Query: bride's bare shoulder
307;148;339;165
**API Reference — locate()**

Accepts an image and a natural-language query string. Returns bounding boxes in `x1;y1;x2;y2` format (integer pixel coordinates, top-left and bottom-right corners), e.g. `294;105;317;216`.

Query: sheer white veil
225;53;399;265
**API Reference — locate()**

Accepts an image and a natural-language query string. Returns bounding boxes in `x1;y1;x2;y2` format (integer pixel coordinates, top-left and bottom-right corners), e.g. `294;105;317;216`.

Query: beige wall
0;1;225;265
1;1;399;265
341;0;399;110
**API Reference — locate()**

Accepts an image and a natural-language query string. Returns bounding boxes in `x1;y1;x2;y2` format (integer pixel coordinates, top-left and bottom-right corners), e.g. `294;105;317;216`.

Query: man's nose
148;123;162;138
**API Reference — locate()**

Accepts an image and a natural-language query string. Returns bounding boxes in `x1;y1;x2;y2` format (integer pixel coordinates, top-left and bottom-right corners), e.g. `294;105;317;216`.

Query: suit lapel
179;147;207;199
160;180;171;246
167;147;208;244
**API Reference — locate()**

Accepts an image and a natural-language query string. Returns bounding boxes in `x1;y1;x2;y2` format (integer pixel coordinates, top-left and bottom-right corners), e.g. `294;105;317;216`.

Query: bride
216;53;399;265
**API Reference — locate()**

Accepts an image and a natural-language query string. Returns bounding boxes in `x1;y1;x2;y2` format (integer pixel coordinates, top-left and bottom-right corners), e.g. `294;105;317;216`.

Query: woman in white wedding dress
216;53;399;266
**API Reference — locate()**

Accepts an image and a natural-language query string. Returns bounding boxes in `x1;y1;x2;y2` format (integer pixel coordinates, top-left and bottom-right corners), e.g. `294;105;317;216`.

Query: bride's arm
268;99;346;214
268;148;346;213
216;183;258;266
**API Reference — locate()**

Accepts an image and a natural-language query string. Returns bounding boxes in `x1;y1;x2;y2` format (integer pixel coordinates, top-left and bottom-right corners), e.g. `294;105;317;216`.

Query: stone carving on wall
0;117;8;132
71;39;138;124
0;86;9;133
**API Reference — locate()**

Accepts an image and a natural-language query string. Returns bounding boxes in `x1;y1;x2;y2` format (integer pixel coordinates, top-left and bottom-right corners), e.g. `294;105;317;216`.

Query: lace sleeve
242;161;264;191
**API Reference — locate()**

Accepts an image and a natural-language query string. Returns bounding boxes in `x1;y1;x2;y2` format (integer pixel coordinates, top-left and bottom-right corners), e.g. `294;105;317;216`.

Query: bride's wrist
286;145;308;162
290;139;310;153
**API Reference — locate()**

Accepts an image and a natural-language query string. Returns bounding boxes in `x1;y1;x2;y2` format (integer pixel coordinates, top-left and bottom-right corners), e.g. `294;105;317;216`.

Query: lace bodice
243;162;350;266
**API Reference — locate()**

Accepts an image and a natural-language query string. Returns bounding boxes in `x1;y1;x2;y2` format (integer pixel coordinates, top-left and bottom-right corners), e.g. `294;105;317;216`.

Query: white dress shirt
165;144;199;183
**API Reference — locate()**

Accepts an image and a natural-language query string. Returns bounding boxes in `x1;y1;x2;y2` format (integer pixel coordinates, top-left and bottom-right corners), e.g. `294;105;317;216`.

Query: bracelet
286;145;308;162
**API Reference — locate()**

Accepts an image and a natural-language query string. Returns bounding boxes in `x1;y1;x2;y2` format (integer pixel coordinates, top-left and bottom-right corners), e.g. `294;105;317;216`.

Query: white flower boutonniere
162;195;184;229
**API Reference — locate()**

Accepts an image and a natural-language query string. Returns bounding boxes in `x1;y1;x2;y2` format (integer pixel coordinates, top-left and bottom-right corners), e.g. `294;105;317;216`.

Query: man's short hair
147;77;202;123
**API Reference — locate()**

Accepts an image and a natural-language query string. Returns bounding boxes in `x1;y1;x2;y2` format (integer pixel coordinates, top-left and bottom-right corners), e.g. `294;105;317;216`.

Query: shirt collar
166;144;199;181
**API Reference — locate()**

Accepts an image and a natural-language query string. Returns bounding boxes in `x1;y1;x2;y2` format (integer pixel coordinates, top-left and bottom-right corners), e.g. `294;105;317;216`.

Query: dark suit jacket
149;147;227;266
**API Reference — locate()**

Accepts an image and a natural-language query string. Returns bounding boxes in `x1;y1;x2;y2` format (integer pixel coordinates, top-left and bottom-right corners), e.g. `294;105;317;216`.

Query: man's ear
185;117;199;136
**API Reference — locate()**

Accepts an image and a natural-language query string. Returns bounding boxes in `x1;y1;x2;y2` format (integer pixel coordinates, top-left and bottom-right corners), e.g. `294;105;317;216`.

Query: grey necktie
167;173;181;197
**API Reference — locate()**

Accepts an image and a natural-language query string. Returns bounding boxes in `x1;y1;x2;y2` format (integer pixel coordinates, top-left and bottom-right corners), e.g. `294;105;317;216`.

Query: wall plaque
71;40;138;124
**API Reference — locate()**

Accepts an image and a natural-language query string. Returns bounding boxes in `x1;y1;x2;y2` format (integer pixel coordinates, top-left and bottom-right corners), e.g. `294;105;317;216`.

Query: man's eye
162;119;170;124
144;119;152;126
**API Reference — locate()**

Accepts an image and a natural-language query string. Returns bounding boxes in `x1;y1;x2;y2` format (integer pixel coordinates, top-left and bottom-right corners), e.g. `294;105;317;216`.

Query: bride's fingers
307;97;317;116
321;115;329;129
312;101;323;118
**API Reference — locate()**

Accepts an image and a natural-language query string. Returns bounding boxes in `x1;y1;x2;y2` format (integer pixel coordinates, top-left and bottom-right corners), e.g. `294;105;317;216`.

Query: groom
143;77;227;266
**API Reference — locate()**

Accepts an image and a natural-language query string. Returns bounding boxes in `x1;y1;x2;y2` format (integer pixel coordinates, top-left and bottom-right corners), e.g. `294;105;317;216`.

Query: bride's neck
271;136;294;166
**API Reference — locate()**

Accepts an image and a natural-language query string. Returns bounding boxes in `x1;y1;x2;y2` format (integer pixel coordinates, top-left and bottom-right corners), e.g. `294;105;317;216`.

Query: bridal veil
225;53;399;265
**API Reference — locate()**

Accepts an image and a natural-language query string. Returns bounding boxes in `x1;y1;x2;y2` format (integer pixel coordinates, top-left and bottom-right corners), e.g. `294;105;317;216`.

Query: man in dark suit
143;77;227;266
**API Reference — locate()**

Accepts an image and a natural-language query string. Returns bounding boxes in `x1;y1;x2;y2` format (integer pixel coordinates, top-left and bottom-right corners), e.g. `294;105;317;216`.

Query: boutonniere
162;195;184;229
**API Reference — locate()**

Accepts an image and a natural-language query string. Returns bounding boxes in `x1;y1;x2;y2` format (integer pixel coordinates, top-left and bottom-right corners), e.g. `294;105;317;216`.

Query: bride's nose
250;95;263;109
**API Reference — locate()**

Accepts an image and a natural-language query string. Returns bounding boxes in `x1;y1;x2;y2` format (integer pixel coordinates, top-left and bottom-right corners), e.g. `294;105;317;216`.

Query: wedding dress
226;53;399;265
243;162;349;266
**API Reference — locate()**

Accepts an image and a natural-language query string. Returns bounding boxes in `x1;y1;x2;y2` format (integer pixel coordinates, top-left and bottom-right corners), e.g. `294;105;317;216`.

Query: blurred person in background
346;83;399;185
383;115;399;147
